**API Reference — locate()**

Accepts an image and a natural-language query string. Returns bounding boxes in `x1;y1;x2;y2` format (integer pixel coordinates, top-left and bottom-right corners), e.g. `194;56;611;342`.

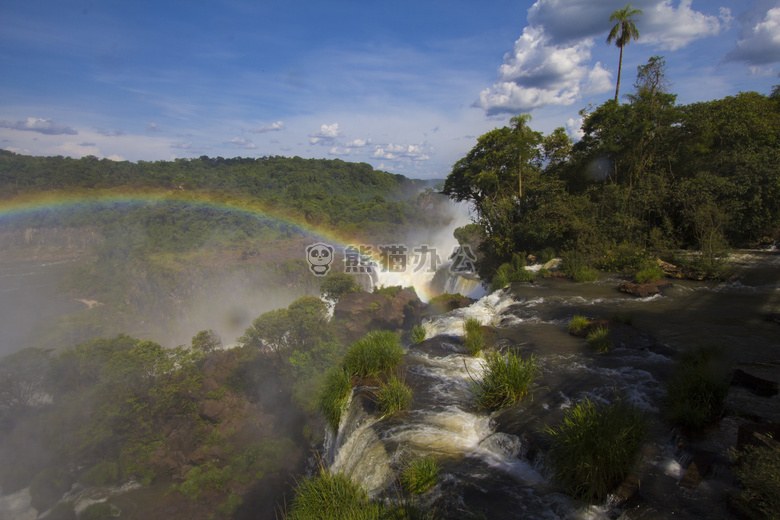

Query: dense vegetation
444;57;780;282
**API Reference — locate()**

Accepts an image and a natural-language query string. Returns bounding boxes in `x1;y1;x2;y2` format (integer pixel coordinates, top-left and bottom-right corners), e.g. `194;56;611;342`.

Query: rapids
324;249;780;519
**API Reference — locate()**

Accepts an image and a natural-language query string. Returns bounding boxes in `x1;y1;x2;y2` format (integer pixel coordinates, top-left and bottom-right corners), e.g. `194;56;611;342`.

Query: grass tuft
411;325;426;344
463;317;485;356
470;351;539;410
376;376;413;417
663;346;730;433
586;326;613;353
318;369;352;432
567;315;590;335
401;457;440;495
633;260;665;284
545;398;646;502
342;331;404;378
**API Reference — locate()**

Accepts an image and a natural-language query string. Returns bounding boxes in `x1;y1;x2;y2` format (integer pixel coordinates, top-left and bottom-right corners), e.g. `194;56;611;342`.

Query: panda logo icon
306;243;334;276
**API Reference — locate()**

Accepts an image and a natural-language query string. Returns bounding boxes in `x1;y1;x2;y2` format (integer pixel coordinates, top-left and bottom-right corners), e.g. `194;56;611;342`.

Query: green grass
463;317;485;356
728;442;780;520
567;315;590;335
318;369;353;432
342;330;404;378
469;351;539;410
376;376;413;417
287;468;432;519
586;326;613;353
411;325;426;344
572;267;599;283
545;398;647;502
490;259;535;291
662;347;730;433
401;457;440;495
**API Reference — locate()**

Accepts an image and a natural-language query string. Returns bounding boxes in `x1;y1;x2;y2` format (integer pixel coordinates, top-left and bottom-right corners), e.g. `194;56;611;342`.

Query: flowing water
325;249;780;519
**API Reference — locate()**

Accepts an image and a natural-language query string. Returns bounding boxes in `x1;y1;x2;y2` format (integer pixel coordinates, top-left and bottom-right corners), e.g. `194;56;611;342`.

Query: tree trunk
615;45;624;101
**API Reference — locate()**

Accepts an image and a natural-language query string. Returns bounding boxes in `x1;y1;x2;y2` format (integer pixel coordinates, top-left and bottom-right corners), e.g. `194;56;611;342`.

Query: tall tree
607;3;643;102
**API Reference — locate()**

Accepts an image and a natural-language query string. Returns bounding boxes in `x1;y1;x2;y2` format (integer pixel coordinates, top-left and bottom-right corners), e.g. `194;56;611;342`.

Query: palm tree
607;4;643;102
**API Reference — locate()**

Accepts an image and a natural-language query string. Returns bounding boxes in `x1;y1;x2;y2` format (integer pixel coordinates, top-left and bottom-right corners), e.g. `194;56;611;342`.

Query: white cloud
96;128;125;137
474;26;610;115
725;6;780;66
309;122;342;145
225;137;256;149
147;122;158;132
171;142;192;150
345;138;371;148
640;0;725;51
248;121;285;133
372;143;430;162
565;117;584;141
0;117;77;135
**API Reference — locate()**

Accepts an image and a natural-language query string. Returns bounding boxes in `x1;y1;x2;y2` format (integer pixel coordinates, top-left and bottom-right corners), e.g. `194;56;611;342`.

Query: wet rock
29;468;75;513
618;280;671;297
427;293;476;314
736;423;780;451
658;260;683;279
730;369;779;397
678;460;703;489
333;289;425;340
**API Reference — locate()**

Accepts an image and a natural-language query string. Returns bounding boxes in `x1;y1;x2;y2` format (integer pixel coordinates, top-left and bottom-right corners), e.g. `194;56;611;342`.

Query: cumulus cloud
248;121;285;134
309;123;342;145
225;137;257;149
345;138;371;148
725;5;780;66
0;117;78;135
372;143;430;161
475;26;610;115
640;0;725;51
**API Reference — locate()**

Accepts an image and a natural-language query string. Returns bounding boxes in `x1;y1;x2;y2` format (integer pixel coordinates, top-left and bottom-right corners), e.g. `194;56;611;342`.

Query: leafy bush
663;347;730;433
490;254;535;291
376;376;413;417
463;317;485;356
537;247;557;264
320;272;362;302
594;242;647;272
545;399;646;502
411;325;426;344
586;326;613;353
728;442;780;520
318;369;352;432
401;457;440;495
470;351;539;410
561;252;599;283
567;315;590;335
342;331;404;378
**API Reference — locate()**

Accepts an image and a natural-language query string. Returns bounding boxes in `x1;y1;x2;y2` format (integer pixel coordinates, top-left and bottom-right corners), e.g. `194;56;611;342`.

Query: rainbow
0;188;438;300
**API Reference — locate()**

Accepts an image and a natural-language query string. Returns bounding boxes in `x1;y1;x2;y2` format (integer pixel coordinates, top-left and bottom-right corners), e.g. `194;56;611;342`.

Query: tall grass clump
561;252;599;283
663;346;730;433
463;317;485;356
470;351;539;410
287;468;432;520
586;326;613;353
318;368;352;432
728;442;780;520
567;315;590;335
342;330;404;378
401;457;440;495
411;325;426;344
633;259;665;284
376;376;413;417
545;398;647;502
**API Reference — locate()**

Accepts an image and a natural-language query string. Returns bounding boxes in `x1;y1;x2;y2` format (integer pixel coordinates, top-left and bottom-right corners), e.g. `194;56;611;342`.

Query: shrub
320;272;362;301
545;399;647;502
463;317;485;356
318;369;352;432
561;252;599;283
728;442;780;520
567;315;590;335
586;326;613;353
411;325;426;344
490;256;535;291
537;247;557;264
79;461;119;486
286;468;384;520
633;260;665;284
470;351;539;410
376;376;413;417
342;331;404;378
663;347;730;433
401;457;440;495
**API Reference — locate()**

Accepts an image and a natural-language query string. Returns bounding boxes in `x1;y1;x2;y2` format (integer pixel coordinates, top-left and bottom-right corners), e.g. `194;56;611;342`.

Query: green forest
444;57;780;282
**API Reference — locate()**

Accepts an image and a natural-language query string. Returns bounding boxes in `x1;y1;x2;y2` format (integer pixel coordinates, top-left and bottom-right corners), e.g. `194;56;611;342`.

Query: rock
428;293;476;314
542;258;562;270
731;369;779;397
678;460;703;489
737;423;780;451
29;468;75;513
618;280;671;297
658;260;683;279
200;399;227;422
333;289;425;341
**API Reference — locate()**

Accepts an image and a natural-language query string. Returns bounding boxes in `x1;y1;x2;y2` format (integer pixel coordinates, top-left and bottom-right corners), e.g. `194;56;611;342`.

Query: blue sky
1;0;779;179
